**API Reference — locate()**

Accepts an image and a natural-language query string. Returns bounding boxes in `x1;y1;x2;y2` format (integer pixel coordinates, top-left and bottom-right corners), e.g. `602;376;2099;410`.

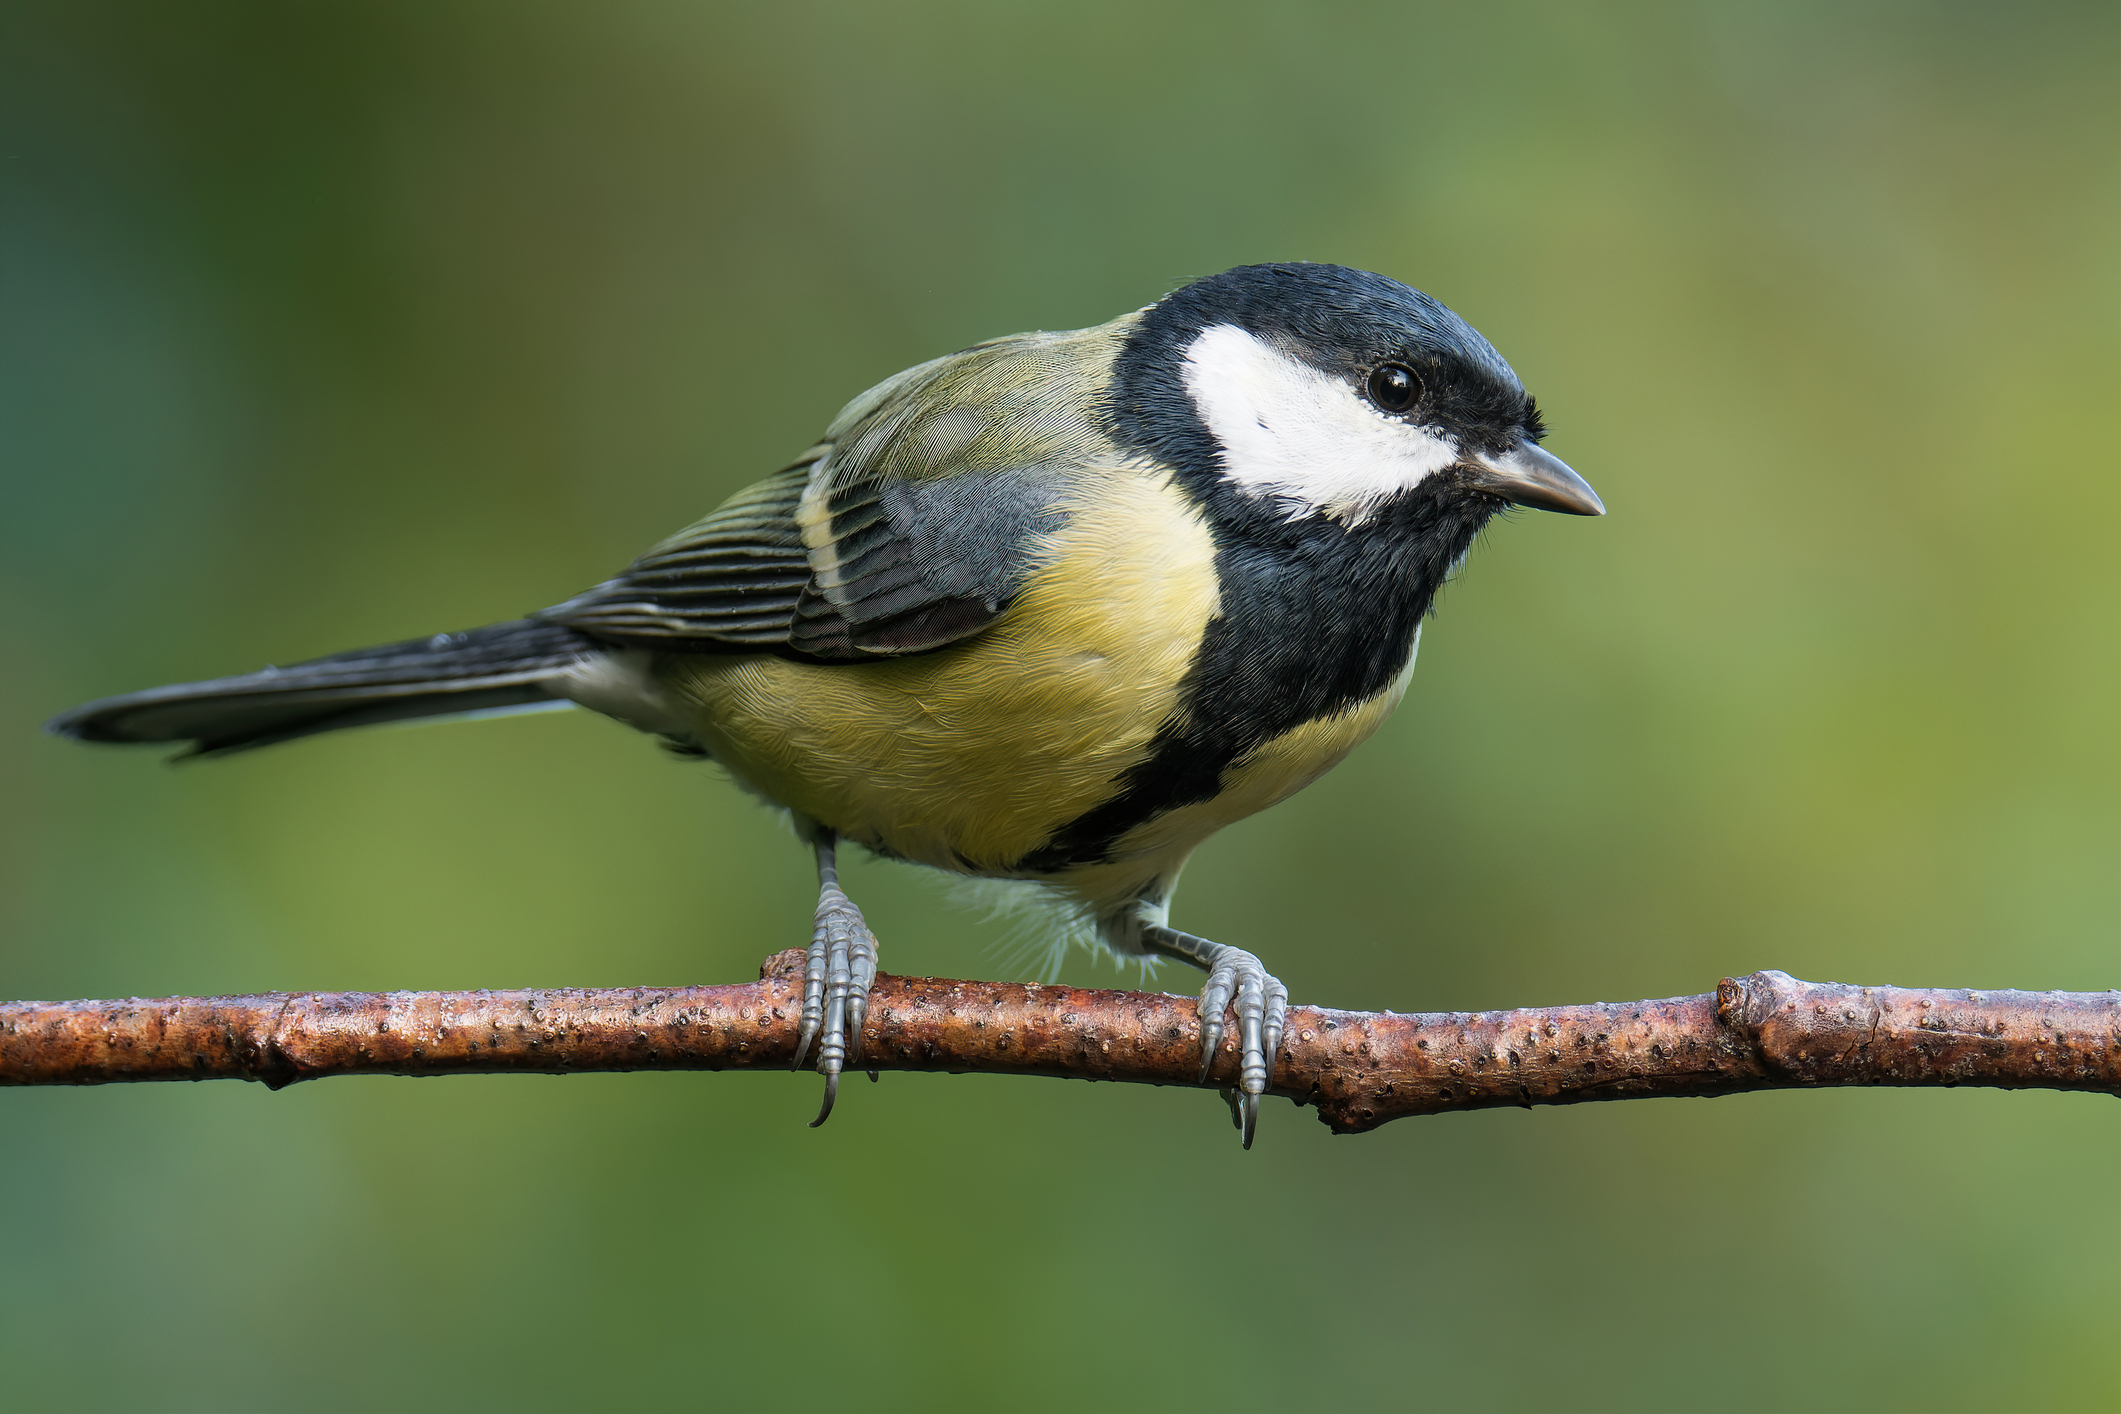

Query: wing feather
541;319;1134;659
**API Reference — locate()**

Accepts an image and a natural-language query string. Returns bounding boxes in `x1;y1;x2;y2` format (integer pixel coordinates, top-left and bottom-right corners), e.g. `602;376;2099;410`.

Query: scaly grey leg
789;830;879;1127
1142;925;1289;1149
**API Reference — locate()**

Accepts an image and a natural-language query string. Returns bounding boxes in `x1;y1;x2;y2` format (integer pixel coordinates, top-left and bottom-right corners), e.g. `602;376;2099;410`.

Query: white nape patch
1181;324;1459;522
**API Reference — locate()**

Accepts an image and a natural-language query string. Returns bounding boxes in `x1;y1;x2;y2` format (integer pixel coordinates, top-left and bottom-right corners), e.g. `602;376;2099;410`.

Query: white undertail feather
556;649;691;739
945;876;1095;981
1181;323;1459;524
945;876;1164;984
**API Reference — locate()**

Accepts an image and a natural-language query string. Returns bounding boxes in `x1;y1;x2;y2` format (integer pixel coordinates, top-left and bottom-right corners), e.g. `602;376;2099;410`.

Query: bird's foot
1142;926;1289;1149
790;880;878;1126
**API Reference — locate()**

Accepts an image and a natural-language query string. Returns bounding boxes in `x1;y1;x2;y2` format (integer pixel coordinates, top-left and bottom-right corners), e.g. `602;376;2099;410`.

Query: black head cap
1107;263;1545;475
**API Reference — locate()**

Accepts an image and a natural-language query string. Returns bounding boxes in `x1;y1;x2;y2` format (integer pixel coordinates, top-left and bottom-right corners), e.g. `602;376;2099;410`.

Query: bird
46;262;1602;1147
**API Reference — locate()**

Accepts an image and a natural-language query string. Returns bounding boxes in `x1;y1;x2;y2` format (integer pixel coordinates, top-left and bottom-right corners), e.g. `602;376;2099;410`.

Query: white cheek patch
1180;323;1459;522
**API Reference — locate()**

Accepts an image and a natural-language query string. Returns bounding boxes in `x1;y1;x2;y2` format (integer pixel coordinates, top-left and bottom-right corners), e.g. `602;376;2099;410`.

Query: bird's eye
1366;363;1422;413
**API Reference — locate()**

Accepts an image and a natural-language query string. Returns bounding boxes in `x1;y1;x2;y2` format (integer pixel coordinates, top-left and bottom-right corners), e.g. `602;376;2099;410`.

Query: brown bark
1;952;2113;1132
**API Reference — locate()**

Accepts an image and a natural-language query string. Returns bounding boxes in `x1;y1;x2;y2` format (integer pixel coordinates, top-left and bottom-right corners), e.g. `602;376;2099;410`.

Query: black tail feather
46;619;598;758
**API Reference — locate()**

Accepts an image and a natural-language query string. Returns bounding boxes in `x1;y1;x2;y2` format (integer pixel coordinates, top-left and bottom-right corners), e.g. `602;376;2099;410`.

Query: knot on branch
1718;970;2120;1089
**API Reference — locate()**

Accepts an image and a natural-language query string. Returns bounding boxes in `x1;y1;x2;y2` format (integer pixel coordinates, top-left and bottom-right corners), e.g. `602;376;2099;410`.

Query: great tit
48;262;1602;1146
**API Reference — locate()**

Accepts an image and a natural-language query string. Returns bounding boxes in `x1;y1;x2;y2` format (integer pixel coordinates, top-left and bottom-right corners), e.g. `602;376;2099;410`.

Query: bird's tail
45;618;600;759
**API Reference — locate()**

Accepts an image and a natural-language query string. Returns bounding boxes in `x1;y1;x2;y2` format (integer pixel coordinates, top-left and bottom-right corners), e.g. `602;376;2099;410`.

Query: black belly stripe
1014;478;1498;874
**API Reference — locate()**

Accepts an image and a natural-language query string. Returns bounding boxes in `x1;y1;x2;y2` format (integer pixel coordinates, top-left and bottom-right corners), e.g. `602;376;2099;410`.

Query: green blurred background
2;3;2115;1410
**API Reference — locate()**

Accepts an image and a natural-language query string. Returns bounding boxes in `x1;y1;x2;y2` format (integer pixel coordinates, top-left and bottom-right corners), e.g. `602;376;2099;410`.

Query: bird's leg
1142;925;1289;1150
789;829;879;1127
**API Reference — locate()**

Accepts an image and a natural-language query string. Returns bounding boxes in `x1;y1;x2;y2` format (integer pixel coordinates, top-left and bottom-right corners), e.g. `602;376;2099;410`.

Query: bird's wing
540;323;1127;659
537;457;821;650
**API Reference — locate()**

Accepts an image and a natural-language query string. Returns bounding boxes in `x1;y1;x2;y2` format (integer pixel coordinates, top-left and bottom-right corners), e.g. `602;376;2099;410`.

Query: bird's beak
1465;442;1605;516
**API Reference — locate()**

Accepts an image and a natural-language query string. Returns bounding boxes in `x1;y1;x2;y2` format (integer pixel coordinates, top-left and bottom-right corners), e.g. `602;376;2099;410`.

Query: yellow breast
660;464;1221;873
1044;640;1418;926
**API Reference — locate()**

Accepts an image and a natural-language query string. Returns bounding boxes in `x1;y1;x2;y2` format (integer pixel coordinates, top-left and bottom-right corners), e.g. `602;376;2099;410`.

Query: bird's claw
1145;927;1289;1149
790;881;878;1126
1193;943;1287;1148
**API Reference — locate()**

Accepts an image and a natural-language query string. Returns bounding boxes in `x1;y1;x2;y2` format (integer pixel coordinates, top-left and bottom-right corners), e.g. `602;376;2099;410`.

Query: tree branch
2;951;2113;1132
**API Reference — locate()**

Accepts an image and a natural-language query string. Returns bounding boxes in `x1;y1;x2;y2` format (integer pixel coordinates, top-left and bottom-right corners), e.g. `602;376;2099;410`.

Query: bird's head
1108;263;1602;526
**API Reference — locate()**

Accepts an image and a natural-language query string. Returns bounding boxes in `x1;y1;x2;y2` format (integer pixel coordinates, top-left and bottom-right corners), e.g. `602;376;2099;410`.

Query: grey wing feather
788;465;1075;655
542;319;1132;660
538;460;816;646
